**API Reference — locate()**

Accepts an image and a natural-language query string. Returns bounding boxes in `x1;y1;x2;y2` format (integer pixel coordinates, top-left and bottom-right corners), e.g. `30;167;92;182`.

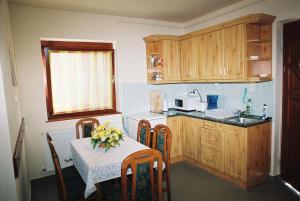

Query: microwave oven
173;96;198;111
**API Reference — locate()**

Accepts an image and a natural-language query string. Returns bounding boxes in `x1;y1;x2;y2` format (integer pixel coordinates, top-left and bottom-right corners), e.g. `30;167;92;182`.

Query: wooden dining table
70;136;150;199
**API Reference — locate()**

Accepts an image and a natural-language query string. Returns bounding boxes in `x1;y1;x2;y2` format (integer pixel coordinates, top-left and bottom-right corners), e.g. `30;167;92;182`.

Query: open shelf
246;22;272;79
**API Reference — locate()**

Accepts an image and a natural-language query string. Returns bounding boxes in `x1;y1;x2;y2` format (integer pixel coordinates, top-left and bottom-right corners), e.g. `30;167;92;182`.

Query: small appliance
207;95;218;110
174;95;198;111
124;112;166;140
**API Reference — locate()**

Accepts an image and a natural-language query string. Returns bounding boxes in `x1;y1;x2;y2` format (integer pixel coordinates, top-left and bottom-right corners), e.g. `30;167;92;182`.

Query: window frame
41;40;117;121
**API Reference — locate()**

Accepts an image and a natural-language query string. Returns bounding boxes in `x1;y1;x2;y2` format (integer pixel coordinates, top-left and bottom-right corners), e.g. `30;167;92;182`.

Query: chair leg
95;183;103;201
167;175;171;201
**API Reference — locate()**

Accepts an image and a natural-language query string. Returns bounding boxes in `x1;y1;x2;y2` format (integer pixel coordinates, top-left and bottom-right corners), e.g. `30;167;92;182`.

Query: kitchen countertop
162;109;272;128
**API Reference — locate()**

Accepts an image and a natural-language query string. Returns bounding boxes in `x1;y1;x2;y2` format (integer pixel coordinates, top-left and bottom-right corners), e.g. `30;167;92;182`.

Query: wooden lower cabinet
182;116;201;161
223;124;246;181
201;147;222;171
166;116;271;189
167;116;183;162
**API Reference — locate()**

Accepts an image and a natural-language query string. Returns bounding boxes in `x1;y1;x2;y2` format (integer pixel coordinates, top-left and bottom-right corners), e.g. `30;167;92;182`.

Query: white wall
9;5;184;180
0;0;29;200
183;0;300;175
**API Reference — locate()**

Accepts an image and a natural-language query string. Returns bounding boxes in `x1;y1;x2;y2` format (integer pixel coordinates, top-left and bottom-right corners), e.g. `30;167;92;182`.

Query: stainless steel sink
226;116;263;125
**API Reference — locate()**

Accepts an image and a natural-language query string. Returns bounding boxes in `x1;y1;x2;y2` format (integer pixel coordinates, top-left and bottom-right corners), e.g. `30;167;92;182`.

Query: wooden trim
147;77;273;84
181;13;275;40
170;156;184;164
41;40;113;50
13;118;25;178
183;156;248;189
143;35;181;42
41;40;117;121
46;111;122;122
144;14;276;42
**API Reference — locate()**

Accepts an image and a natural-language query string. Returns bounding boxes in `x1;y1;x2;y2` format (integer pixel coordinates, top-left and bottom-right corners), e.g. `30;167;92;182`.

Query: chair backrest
46;133;68;201
152;124;172;170
137;119;151;147
75;117;100;139
121;149;163;201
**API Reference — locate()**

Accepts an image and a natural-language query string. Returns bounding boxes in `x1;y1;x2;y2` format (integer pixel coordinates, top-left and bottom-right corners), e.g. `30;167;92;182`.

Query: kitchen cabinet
202;24;245;80
180;36;206;80
144;38;181;83
245;22;272;81
144;13;275;84
182;116;201;161
200;121;223;171
166;115;271;189
223;124;246;181
167;116;183;161
202;30;223;79
221;24;245;79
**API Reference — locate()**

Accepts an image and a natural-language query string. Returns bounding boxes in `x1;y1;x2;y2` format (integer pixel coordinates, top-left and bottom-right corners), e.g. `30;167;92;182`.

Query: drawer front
201;120;222;130
201;147;221;170
201;128;222;151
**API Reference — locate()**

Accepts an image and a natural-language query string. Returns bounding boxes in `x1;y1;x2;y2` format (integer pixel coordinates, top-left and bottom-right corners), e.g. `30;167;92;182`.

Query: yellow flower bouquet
91;121;124;151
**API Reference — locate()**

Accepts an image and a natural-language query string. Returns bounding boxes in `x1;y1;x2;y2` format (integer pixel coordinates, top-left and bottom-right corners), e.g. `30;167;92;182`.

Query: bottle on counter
262;104;268;119
245;98;252;116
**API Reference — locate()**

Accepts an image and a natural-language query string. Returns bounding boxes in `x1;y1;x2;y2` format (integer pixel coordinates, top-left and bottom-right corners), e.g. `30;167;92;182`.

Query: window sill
46;111;122;122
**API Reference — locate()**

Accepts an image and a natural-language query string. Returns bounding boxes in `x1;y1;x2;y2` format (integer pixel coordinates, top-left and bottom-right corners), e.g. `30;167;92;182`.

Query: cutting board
149;90;163;113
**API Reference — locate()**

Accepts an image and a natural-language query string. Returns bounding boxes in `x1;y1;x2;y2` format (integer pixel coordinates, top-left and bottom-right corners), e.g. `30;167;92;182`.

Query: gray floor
32;162;300;201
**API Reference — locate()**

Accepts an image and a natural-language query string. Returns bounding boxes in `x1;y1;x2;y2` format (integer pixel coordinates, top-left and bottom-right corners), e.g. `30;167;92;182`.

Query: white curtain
49;50;113;114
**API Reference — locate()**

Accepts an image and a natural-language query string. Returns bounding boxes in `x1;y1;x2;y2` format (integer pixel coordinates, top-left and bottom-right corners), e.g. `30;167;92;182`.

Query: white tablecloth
70;136;149;198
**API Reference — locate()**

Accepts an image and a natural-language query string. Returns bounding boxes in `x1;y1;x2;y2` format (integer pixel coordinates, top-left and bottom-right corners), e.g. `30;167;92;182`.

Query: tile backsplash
120;81;274;117
185;81;274;117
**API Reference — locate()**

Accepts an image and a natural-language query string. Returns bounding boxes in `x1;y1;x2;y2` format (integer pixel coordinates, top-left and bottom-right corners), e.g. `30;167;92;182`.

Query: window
41;41;116;121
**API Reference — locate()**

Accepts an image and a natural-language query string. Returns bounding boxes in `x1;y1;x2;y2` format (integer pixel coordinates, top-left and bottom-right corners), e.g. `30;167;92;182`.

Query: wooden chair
46;133;96;201
152;124;172;201
121;149;163;201
75;117;100;139
137;119;151;147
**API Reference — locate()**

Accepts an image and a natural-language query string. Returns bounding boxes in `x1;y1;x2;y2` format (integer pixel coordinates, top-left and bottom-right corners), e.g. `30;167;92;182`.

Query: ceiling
8;0;244;22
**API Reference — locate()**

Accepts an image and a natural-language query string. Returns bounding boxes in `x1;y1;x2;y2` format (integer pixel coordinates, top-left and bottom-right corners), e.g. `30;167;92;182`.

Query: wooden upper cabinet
221;24;245;79
162;40;181;81
203;24;245;80
203;31;222;79
181;36;206;80
144;38;181;83
144;14;275;84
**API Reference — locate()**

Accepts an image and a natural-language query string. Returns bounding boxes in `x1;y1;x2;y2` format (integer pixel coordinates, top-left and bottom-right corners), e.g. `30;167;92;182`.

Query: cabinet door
167;117;183;159
180;38;194;80
181;36;205;80
202;31;223;79
222;24;245;79
183;117;201;161
223;124;246;181
162;40;181;81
